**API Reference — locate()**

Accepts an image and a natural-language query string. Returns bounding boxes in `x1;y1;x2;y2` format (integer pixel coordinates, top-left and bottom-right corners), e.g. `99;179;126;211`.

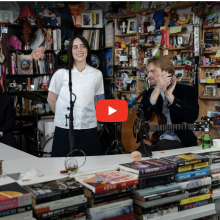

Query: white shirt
48;64;104;129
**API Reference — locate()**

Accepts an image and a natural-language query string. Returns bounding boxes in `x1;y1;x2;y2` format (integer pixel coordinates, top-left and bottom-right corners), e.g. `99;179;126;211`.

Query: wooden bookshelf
204;51;218;54
167;47;192;51
200;65;220;68
115;33;137;37
199;96;220;100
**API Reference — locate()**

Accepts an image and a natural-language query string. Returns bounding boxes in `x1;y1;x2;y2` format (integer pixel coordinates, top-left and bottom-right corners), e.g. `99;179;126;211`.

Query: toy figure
176;54;182;66
169;9;178;27
177;13;190;25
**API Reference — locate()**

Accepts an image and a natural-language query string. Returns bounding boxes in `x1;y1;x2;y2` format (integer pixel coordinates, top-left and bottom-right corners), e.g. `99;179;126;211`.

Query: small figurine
131;151;142;161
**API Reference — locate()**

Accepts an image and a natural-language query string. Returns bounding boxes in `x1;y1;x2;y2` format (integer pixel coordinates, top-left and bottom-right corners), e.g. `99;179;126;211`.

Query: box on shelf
207;78;216;83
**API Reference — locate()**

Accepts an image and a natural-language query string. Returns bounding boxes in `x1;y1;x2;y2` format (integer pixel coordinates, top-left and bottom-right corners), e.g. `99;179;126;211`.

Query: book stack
119;158;188;219
75;170;138;220
0;182;33;220
198;151;220;202
24;177;88;220
82;30;104;50
162;153;212;211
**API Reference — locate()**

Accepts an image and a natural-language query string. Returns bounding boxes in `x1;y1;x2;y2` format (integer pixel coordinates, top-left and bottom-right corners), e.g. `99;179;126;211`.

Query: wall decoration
90;10;103;28
81;12;93;28
127;18;137;33
0;10;13;23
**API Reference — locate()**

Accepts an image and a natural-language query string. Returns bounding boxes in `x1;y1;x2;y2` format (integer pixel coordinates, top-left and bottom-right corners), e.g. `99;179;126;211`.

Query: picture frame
0;10;13;23
127;18;137;34
81;13;93;28
175;69;184;78
89;10;103;28
205;85;216;96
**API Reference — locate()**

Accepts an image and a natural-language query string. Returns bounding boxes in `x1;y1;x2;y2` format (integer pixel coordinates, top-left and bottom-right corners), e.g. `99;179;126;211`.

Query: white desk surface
0;142;37;161
1;145;220;220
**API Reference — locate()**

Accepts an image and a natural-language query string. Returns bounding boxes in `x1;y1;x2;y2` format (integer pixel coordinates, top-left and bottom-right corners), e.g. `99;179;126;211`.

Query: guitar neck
149;123;193;132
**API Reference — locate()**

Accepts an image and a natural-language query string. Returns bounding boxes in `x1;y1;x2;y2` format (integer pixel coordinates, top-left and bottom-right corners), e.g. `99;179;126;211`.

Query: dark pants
51;127;103;157
0;132;18;149
149;139;184;151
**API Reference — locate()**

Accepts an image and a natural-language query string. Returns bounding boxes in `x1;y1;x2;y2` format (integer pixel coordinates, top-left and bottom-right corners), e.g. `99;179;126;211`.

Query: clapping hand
165;75;176;104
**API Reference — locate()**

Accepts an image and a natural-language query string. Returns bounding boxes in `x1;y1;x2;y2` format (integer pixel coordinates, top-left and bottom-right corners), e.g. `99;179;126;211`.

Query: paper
187;25;193;32
170;26;182;33
163;50;168;56
216;50;220;57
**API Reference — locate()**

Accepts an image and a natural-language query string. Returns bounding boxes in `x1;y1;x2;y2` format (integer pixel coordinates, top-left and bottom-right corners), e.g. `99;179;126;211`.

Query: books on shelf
161;153;209;167
119;158;177;175
24;177;84;204
74;170;138;193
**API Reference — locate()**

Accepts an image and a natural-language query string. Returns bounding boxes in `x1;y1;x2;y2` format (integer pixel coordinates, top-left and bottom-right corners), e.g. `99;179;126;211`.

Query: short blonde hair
148;57;175;75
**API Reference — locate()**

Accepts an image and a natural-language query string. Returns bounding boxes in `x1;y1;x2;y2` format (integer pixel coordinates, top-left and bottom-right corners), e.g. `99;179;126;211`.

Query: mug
213;139;220;148
115;48;123;57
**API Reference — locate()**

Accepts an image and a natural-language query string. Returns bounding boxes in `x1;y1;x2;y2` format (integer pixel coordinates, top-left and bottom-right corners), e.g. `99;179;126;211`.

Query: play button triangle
108;106;117;115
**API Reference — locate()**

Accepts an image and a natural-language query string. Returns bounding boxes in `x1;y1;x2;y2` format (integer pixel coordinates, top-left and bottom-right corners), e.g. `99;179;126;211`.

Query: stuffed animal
194;2;209;18
169;9;178;27
177;13;189;25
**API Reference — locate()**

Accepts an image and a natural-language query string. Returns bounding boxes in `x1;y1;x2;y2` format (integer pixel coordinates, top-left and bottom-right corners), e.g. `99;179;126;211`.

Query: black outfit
141;84;199;149
0;93;17;148
51;127;103;157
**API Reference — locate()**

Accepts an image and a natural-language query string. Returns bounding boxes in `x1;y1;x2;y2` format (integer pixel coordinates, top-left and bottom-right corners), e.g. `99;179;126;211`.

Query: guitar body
121;109;158;152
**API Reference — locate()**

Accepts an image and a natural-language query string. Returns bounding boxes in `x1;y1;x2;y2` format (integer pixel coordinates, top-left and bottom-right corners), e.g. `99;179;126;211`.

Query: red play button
96;100;128;122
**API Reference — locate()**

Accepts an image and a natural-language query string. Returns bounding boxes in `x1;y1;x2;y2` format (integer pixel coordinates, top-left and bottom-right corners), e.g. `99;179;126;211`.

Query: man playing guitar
140;56;199;150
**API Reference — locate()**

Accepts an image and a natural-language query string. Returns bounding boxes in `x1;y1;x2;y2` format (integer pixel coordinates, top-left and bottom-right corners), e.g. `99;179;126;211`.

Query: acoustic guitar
121;109;212;152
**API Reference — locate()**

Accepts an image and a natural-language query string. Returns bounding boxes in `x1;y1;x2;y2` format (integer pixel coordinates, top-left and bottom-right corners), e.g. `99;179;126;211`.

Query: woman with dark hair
0;85;17;148
47;35;104;157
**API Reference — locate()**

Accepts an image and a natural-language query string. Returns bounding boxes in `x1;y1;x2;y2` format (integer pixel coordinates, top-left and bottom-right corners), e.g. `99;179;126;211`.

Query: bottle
202;128;211;150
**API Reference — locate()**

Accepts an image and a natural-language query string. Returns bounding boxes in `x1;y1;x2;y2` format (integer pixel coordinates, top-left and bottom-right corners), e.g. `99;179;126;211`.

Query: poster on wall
0;10;13;23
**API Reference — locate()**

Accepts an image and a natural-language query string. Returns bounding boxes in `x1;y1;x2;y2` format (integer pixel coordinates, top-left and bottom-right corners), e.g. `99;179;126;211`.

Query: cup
213;139;220;148
115;48;123;57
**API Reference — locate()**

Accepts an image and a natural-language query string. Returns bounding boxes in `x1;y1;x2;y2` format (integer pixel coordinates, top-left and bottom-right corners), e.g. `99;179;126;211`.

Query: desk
1;145;220;220
0;142;37;161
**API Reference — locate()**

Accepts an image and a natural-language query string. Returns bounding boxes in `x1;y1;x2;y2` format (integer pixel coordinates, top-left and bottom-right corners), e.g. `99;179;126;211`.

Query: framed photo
90;10;103;28
127;18;137;34
175;69;184;78
205;85;216;96
0;10;13;23
81;13;93;28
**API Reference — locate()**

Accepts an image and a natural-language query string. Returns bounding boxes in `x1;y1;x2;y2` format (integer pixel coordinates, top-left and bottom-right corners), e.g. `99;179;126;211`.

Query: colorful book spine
104;212;135;220
177;176;208;183
11;55;15;75
0;210;32;220
210;168;220;174
94;180;139;193
179;177;211;190
90;197;130;208
88;205;133;220
176;168;210;181
0;194;31;212
177;162;209;173
212;173;220;181
49;53;53;75
0;205;32;218
179;193;210;205
87;199;133;215
179;199;212;211
131;189;184;202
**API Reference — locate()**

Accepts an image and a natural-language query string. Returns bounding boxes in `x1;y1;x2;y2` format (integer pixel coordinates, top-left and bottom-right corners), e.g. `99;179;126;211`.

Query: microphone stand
128;79;152;157
65;67;76;156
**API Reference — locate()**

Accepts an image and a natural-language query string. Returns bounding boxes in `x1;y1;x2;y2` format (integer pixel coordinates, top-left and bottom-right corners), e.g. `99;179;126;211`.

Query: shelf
199;96;220;100
104;77;112;81
200;65;220;68
203;25;220;29
213;125;220;128
139;32;157;36
117;66;136;69
167;47;192;51
116;90;133;93
115;33;137;37
9;49;56;53
104;46;113;49
200;82;220;84
139;44;156;47
174;65;194;68
204;51;218;54
7;74;51;77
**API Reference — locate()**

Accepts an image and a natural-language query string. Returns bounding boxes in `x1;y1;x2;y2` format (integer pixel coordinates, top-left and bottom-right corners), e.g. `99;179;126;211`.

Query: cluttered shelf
200;65;220;68
204;51;218;54
167;47;192;51
203;25;220;29
6;74;52;78
115;90;133;93
115;33;137;37
199;96;220;100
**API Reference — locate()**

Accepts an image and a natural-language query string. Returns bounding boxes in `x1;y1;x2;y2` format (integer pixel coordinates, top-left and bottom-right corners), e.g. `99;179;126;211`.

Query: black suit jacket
140;84;199;147
0;93;15;133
